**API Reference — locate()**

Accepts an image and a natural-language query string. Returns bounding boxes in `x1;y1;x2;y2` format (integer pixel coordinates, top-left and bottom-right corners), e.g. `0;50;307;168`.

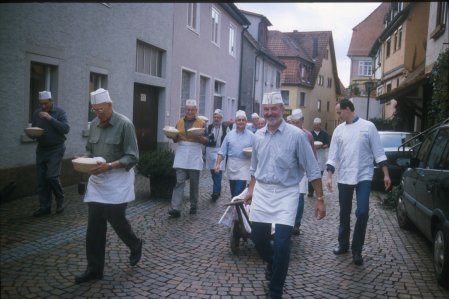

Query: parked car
372;131;418;190
396;120;449;287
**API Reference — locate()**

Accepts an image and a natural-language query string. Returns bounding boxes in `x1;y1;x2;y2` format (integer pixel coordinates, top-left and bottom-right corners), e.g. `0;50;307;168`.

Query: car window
380;133;416;148
427;128;449;170
416;130;437;168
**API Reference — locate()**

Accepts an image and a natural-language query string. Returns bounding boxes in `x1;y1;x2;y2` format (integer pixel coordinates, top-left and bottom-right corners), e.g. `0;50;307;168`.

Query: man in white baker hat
166;99;207;218
205;109;230;201
308;117;330;198
75;88;143;283
215;110;254;198
30;90;70;217
289;108;317;236
247;112;260;133
243;92;326;299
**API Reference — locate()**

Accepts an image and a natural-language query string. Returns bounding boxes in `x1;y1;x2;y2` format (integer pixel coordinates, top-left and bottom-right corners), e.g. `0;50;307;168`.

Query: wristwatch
108;163;112;171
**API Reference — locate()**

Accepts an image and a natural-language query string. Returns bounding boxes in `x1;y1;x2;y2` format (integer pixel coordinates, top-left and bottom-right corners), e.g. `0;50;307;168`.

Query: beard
266;115;282;127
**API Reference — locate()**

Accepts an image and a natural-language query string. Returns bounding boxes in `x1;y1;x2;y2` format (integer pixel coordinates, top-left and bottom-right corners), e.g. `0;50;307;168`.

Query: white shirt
326;118;387;184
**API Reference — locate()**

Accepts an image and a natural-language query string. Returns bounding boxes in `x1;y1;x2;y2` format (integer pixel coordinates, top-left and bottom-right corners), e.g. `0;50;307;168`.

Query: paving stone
1;171;448;298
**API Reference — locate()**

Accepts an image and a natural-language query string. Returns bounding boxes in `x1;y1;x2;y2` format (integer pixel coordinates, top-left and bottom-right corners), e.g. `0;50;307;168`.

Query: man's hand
243;189;252;205
326;173;333;192
90;162;109;175
315;200;326;220
38;111;52;120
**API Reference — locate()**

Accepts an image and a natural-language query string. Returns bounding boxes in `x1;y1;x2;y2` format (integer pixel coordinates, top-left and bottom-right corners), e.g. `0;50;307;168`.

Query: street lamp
364;80;375;120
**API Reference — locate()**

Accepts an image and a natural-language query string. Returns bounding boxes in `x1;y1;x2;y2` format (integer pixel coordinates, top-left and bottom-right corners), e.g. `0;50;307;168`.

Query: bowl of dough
72;157;105;173
314;141;323;148
198;116;209;123
187;127;205;136
243;147;253;157
163;126;179;138
24;127;44;138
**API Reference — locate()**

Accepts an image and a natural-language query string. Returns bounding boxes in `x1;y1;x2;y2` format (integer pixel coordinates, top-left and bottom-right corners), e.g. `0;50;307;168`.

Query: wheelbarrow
222;199;252;254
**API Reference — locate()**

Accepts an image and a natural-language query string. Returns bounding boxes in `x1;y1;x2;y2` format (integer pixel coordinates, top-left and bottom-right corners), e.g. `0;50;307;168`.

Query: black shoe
265;263;273;281
168;209;180;218
32;208;51;217
332;246;349;255
74;269;103;284
189;208;197;215
352;251;364;266
211;193;220;202
56;202;65;214
130;239;143;266
307;193;313;198
292;225;300;236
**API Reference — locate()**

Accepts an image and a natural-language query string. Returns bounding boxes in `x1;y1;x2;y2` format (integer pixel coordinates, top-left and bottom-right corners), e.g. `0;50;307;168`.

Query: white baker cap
186;99;197;107
90;88;111;104
286;115;292;121
39;91;52;101
290;108;304;120
214;109;223;116
235;110;247;119
313;117;322;123
262;92;284;105
251;113;259;118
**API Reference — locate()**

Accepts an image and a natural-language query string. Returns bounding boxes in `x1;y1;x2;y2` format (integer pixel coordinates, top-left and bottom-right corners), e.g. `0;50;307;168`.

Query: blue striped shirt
219;128;254;160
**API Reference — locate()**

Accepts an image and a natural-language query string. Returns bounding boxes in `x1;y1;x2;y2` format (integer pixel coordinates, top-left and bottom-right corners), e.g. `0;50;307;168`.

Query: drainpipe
238;24;250;112
253;50;261;114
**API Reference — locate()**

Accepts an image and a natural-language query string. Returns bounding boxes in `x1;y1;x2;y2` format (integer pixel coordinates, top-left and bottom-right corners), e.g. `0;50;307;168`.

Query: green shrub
137;149;175;178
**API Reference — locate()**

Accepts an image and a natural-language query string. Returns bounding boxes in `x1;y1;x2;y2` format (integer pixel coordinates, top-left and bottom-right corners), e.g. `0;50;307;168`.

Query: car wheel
433;225;449;287
396;195;413;230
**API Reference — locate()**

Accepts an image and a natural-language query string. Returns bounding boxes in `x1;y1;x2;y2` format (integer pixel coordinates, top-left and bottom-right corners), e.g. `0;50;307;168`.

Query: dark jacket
206;123;228;147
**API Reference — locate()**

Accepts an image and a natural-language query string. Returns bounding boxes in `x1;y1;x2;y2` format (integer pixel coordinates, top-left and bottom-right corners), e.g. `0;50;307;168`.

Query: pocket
277;151;295;170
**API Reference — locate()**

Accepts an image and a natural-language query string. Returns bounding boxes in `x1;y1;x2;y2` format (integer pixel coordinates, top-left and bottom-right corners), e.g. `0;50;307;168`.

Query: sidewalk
1;170;448;298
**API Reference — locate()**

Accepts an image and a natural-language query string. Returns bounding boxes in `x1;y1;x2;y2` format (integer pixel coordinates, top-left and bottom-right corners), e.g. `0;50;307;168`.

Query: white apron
84;168;135;204
173;141;203;170
299;175;308;194
316;148;327;172
226;156;251;181
250;181;300;226
205;147;224;170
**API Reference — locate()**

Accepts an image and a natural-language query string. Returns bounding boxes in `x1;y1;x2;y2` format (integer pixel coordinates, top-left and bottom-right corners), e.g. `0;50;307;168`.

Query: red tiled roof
347;3;390;57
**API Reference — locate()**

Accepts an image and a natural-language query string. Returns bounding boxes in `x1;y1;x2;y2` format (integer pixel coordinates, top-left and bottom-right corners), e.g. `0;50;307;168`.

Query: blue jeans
251;222;292;297
229;180;246;198
210;170;223;194
294;194;305;226
337;181;372;253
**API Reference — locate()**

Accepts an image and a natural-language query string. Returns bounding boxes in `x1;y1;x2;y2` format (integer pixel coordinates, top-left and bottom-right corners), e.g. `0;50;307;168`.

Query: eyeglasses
91;107;105;113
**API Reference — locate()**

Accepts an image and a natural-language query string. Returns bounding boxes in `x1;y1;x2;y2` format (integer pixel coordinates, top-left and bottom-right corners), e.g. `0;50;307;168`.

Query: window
386;38;391;58
317;75;324;86
199;76;209;116
299;92;306;107
29;62;57;121
276;71;281;88
136;41;163;77
427;129;449;170
187;3;198;32
229;24;235;57
213;80;224;111
393;30;398;52
281;90;289;106
327;101;330;112
358;61;372;76
180;70;195;116
397;26;402;50
324;49;329;60
88;73;108;121
211;7;220;45
431;2;448;39
300;64;306;80
317;99;321;111
327;78;332;88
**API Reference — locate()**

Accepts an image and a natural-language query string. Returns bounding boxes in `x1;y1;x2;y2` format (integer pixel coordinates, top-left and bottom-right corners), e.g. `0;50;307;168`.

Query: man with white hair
215;110;254;198
247;112;260;133
30;90;70;217
244;92;326;299
166;100;207;218
289;109;317;236
308;117;330;198
75;88;142;283
205;109;229;201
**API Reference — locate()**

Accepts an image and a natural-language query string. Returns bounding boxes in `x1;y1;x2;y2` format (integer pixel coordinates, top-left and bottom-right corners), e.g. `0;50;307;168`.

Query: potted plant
137;149;176;199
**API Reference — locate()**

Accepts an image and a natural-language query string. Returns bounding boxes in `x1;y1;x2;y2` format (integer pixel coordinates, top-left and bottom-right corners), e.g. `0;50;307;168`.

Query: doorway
133;83;159;152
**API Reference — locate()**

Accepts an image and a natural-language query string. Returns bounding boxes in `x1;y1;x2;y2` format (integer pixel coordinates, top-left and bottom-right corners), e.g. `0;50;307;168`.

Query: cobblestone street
1;170;448;298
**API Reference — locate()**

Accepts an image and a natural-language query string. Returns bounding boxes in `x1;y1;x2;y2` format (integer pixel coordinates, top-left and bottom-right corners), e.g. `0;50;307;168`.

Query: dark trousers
229;180;246;198
308;170;323;195
86;202;140;273
36;146;65;210
251;222;292;297
210;170;223;194
337;181;372;253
